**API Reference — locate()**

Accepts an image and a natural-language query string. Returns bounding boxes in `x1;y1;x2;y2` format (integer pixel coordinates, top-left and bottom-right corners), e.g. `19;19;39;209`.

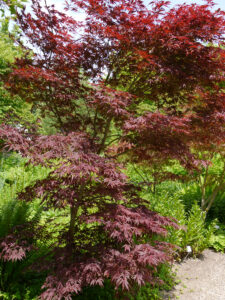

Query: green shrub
206;189;225;223
180;203;213;256
143;188;213;256
127;164;219;257
179;183;225;224
0;152;50;205
209;223;225;252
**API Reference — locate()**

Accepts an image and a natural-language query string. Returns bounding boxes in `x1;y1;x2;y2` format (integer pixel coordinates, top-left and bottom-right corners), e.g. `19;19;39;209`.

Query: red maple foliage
0;0;225;299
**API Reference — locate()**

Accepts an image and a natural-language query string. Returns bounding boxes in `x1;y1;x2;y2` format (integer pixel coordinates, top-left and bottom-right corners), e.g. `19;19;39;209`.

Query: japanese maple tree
0;0;225;299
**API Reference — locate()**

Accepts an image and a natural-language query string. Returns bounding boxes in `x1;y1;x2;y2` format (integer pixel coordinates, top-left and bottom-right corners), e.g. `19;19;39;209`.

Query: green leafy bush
142;187;213;256
180;203;213;256
0;152;50;203
206;189;225;223
179;183;225;224
209;223;225;252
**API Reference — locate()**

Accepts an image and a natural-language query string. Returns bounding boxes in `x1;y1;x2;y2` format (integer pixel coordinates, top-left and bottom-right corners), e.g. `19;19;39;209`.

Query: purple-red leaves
122;112;195;168
88;204;178;244
0;125;178;299
88;85;133;120
39;204;177;299
0;239;29;262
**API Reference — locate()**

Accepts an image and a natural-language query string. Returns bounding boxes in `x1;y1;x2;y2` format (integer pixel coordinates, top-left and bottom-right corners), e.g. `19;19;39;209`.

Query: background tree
0;11;38;155
0;0;26;16
0;19;33;124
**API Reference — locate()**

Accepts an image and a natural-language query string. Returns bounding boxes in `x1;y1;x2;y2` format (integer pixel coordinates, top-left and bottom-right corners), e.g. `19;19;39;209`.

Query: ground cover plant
209;223;225;252
0;0;225;299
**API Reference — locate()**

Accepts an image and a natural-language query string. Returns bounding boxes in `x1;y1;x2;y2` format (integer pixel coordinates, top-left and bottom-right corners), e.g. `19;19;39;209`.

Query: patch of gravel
162;249;225;300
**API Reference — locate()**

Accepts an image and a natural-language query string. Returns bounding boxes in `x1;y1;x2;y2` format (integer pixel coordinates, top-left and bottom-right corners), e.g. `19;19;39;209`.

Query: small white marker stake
186;245;192;253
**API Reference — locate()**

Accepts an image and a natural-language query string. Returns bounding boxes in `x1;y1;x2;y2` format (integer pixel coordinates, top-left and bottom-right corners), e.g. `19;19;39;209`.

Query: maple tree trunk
202;164;225;214
204;183;225;215
200;166;208;210
98;116;113;153
200;183;207;211
67;205;78;248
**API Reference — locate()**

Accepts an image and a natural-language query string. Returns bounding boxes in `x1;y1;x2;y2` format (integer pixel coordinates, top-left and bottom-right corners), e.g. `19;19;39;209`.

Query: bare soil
162;249;225;300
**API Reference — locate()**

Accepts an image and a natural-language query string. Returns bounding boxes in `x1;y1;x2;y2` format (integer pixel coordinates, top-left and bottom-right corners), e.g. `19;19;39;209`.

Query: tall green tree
0;0;26;16
0;15;38;128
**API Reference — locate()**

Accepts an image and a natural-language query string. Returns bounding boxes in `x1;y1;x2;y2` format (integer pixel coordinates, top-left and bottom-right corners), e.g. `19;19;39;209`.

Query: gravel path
162;249;225;300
